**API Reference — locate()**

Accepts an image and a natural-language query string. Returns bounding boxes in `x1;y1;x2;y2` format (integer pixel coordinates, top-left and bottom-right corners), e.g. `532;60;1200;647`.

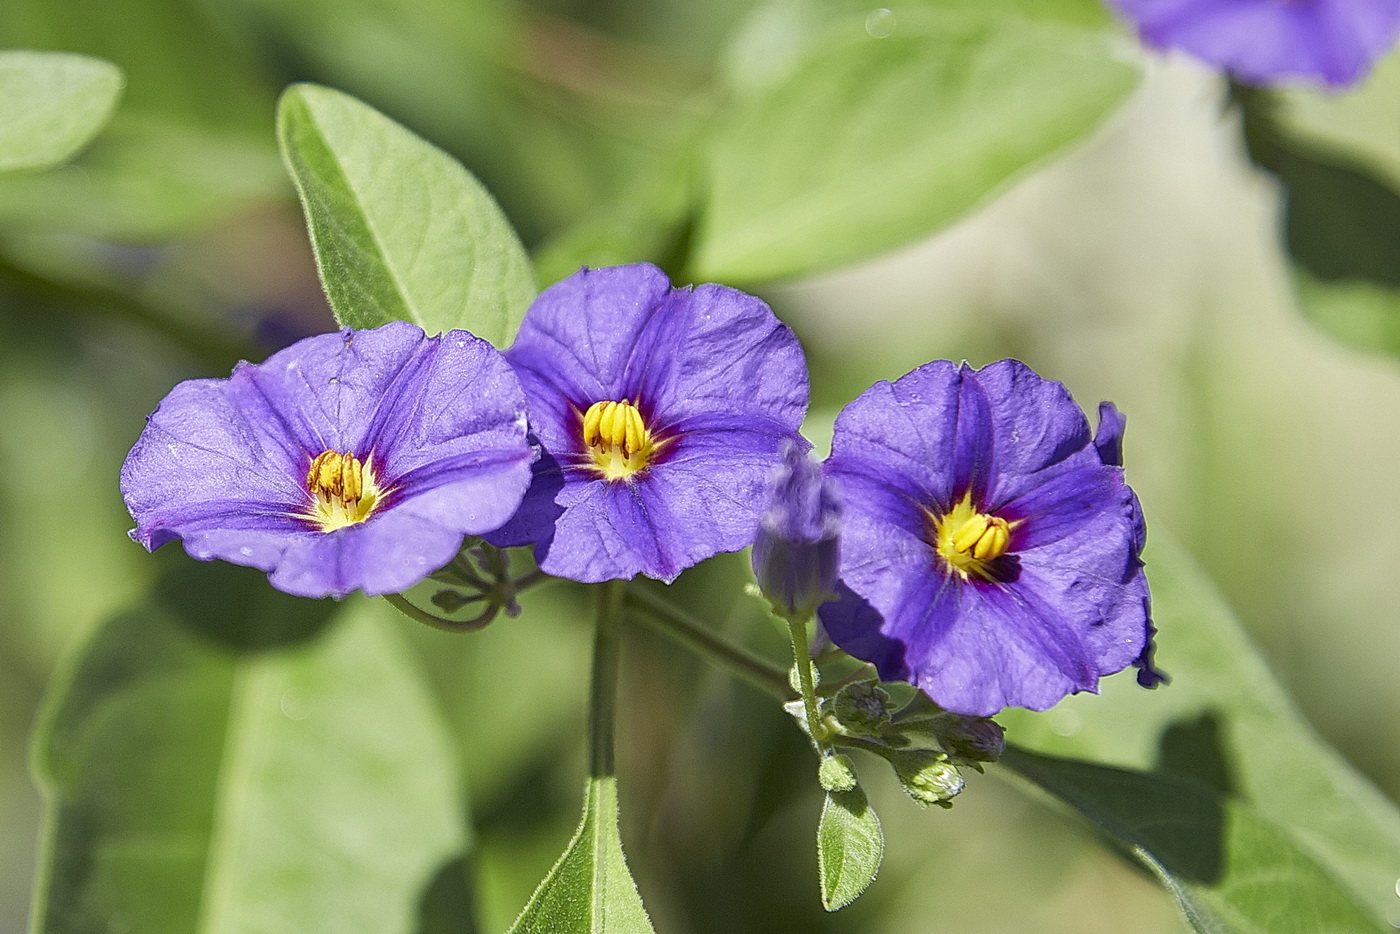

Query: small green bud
891;749;965;808
818;753;858;792
831;681;891;733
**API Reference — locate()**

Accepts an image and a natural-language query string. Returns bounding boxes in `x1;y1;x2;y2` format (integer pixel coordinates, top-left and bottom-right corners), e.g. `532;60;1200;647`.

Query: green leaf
999;533;1400;929
506;777;655;934
1236;83;1400;361
276;83;536;346
816;786;883;912
30;562;467;934
0;119;286;240
692;11;1137;283
0;51;122;174
1293;270;1400;359
1002;747;1385;934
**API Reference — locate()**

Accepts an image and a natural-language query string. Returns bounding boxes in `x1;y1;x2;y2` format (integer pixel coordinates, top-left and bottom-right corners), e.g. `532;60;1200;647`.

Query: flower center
305;449;382;531
581;399;658;481
931;492;1013;581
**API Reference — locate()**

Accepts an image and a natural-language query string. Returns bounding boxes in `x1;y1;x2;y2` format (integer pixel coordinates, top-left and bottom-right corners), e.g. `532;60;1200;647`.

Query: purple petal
1110;0;1400;87
505;264;674;407
267;507;469;598
1094;402;1127;467
121;378;310;549
969;360;1097;510
628;283;809;427
827;362;971;514
532;416;798;582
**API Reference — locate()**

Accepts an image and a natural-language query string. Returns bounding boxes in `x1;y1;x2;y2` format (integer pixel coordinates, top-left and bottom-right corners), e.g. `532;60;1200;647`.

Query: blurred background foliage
4;0;1400;931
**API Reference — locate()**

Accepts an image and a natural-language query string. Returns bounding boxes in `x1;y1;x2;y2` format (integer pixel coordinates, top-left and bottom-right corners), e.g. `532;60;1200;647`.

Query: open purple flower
121;321;534;599
490;263;809;582
1109;0;1400;88
818;360;1159;716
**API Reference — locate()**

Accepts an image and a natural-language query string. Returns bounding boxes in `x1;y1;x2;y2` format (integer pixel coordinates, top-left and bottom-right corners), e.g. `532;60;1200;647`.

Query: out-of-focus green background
4;1;1400;931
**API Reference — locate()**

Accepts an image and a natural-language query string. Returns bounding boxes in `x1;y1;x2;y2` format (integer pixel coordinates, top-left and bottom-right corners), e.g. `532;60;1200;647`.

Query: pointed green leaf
506;777;654;934
30;563;467;934
1003;748;1385;934
0;51;122;174
692;11;1136;283
999;533;1400;929
277;83;536;346
817;786;883;912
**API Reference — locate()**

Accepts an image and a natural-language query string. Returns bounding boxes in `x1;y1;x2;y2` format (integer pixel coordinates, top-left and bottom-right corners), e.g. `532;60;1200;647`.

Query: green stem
623;588;793;700
785;614;828;746
590;580;626;778
382;593;494;633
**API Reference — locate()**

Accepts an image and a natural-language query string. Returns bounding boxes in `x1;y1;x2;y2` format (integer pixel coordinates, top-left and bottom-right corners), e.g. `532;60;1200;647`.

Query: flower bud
931;714;1006;764
891;749;965;808
751;442;841;618
831;681;892;734
818;753;859;792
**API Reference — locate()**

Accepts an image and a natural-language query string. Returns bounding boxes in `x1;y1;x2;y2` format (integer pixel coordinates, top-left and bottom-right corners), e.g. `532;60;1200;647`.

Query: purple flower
490;264;809;582
818;360;1157;716
751;441;842;617
121;322;534;599
1109;0;1400;88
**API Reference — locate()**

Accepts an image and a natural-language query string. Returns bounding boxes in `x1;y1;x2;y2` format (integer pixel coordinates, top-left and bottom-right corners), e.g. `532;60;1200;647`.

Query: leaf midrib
193;659;272;934
297;92;429;331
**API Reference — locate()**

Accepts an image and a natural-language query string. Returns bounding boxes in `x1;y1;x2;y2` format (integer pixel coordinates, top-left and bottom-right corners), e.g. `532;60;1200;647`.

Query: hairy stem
786;614;828;746
590;580;626;778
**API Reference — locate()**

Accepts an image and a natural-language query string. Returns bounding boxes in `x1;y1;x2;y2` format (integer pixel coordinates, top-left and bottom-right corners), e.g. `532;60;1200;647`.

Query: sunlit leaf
692;10;1136;283
999;533;1400;929
817;786;883;912
0;0;282;238
30;562;467;934
1004;747;1385;934
506;777;654;934
0;51;122;174
277;83;536;346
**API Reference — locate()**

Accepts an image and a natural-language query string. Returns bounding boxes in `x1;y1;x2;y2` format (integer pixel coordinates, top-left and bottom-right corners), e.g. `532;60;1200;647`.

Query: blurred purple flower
121;322;534;599
818;360;1159;716
751;441;842;617
1109;0;1400;87
491;263;809;582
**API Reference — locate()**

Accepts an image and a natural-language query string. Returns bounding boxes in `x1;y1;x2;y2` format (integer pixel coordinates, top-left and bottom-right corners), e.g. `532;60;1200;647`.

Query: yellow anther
950;513;990;554
580;399;660;481
971;518;1011;561
305;449;381;531
929;491;1015;581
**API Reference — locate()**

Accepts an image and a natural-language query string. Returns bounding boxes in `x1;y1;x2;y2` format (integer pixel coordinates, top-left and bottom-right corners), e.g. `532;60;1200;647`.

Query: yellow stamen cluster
581;399;658;481
305;449;381;530
931;492;1014;581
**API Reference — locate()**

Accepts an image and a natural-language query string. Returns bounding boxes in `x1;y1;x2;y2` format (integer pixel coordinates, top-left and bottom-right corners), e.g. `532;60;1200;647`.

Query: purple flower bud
751;441;841;618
